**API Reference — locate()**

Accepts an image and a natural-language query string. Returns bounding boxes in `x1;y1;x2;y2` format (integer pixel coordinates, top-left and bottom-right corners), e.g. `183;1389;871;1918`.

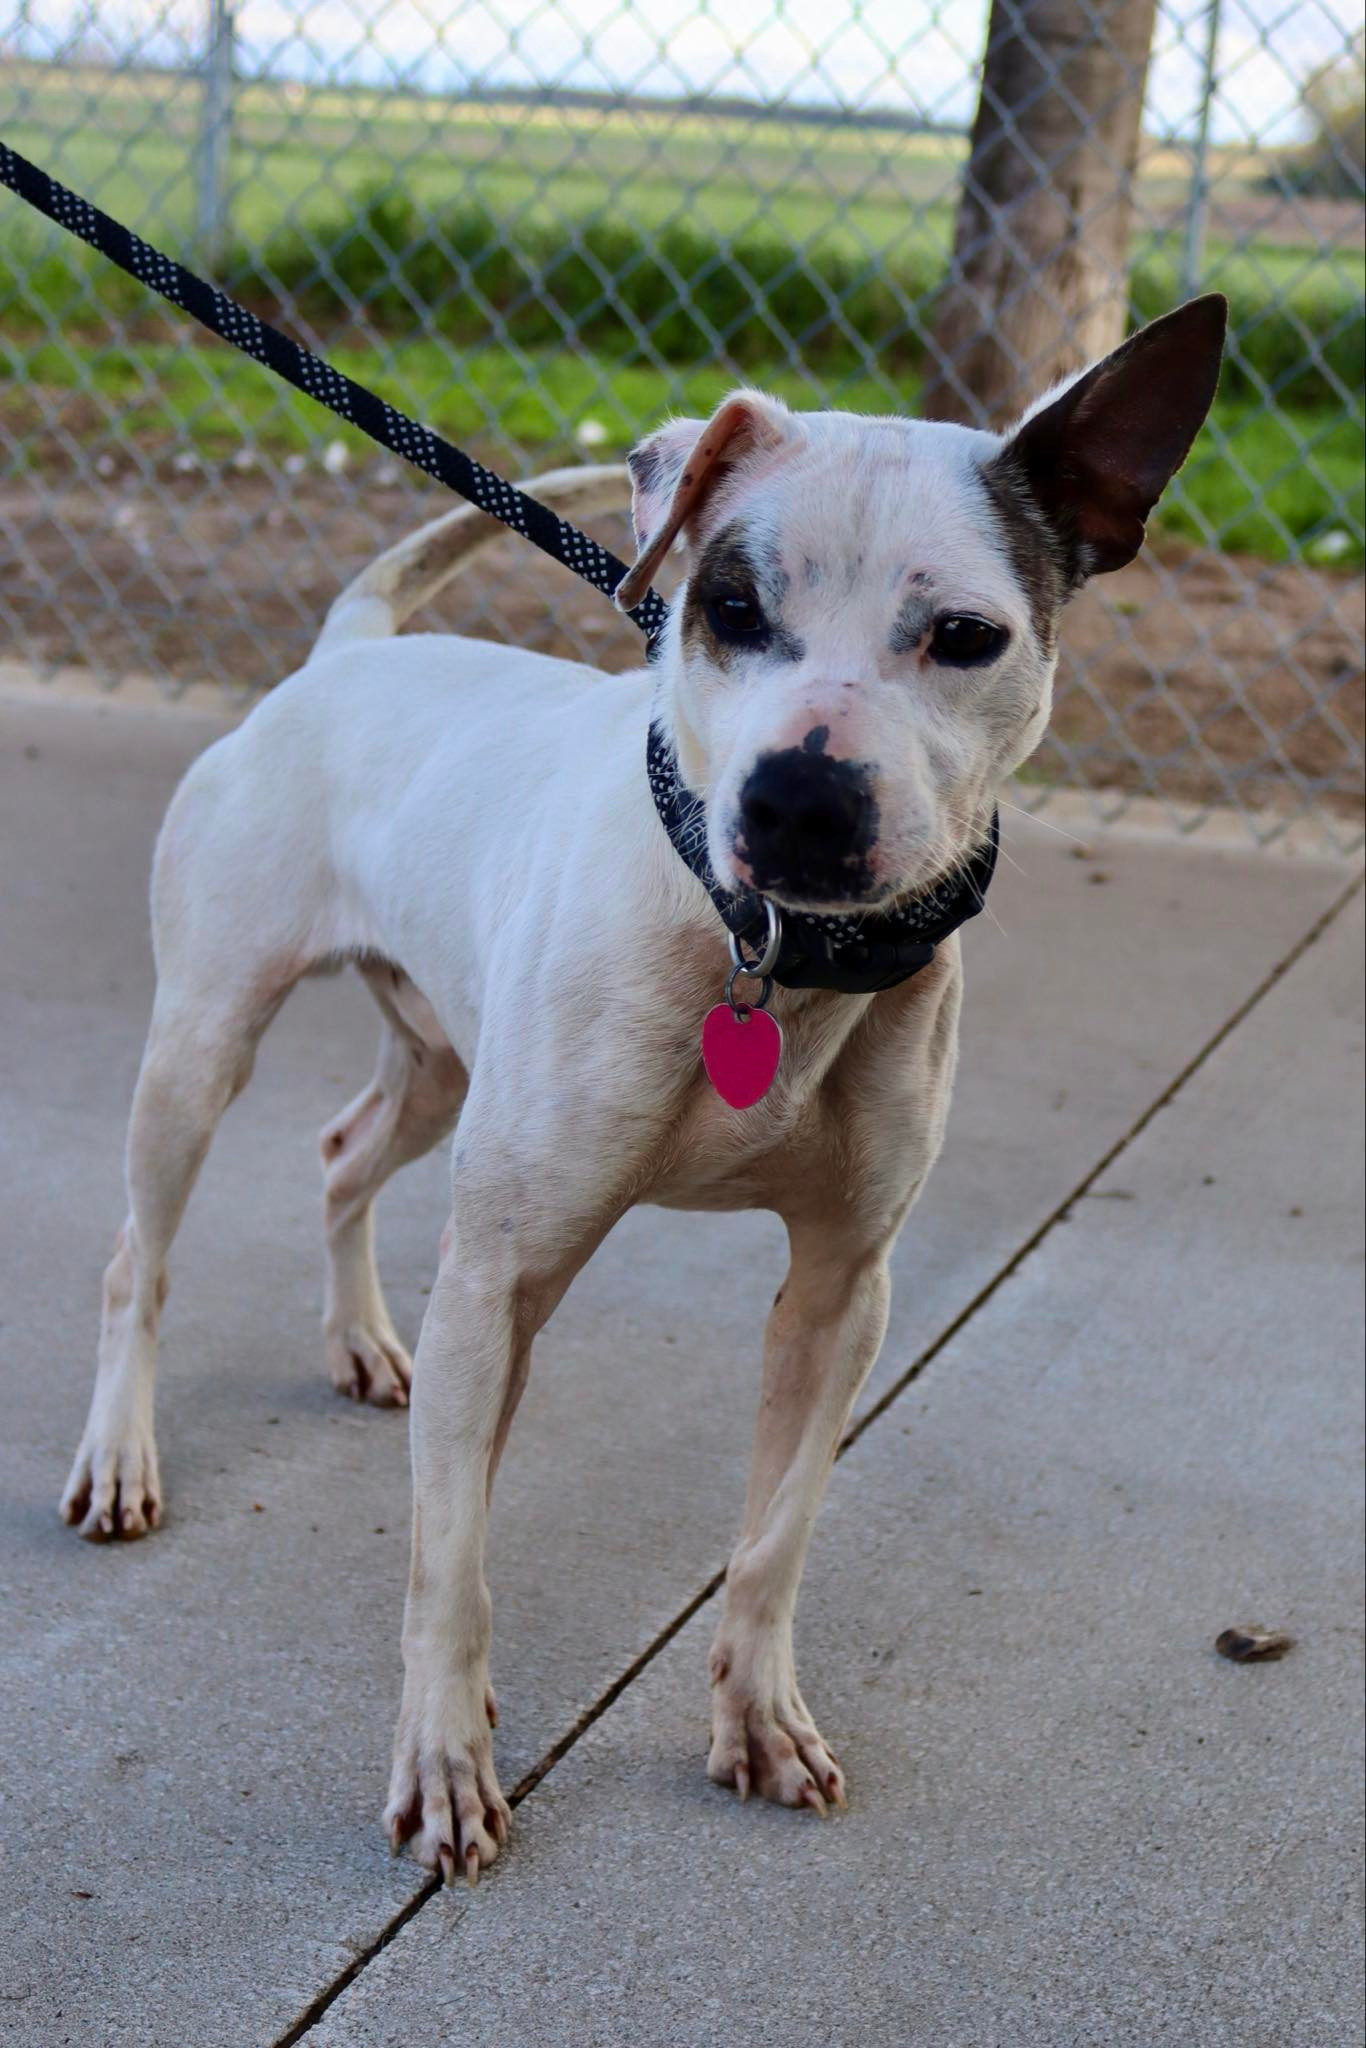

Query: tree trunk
923;0;1159;428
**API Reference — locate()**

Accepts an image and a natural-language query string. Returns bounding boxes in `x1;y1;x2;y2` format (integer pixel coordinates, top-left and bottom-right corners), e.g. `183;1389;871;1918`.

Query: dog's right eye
706;591;767;642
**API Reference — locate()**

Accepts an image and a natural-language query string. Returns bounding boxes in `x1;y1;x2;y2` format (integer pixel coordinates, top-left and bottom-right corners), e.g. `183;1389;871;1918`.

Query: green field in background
5;63;1359;283
1;60;1362;565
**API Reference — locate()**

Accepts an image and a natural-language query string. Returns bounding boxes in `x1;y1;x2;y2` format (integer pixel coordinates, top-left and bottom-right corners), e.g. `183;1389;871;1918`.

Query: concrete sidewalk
1;686;1361;2047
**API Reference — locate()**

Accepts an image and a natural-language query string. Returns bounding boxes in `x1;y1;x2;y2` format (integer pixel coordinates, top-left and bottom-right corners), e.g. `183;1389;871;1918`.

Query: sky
16;0;1363;145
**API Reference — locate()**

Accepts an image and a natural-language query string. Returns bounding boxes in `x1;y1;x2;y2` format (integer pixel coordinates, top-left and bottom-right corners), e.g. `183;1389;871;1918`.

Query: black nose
737;747;877;900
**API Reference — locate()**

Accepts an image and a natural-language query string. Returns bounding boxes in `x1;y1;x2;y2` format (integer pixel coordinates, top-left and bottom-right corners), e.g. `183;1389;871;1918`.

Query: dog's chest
648;996;866;1210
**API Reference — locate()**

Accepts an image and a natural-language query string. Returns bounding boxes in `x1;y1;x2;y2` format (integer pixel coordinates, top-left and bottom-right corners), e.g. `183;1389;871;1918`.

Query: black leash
0;140;669;647
3;140;1000;1002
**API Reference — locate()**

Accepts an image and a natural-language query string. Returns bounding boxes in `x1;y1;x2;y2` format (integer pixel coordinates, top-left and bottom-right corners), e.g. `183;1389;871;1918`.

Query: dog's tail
312;463;632;656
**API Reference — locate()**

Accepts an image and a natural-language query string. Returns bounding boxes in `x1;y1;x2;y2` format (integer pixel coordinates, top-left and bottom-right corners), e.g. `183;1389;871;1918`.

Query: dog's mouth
736;852;887;917
722;836;976;921
751;874;897;917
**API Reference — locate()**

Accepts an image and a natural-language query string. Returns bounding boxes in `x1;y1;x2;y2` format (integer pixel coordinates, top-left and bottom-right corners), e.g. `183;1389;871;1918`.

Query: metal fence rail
1;0;1362;848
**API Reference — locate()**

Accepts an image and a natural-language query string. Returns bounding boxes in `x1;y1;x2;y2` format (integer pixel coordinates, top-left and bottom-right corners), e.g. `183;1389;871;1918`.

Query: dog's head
618;296;1226;913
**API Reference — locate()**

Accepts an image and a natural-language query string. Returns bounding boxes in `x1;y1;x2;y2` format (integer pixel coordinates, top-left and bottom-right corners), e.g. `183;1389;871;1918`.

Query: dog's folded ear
992;293;1227;579
616;391;800;611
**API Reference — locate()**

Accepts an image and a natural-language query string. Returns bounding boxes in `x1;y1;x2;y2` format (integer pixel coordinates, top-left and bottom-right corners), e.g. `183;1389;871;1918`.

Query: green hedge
234;186;1364;411
2;182;1358;414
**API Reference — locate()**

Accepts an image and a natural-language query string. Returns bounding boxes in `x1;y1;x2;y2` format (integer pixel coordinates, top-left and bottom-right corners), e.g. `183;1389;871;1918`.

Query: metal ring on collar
724;963;774;1015
727;897;782;981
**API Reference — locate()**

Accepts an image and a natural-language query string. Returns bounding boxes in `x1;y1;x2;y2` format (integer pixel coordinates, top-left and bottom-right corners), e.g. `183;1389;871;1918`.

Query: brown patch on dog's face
655;407;1062;912
680;520;806;670
888;590;936;657
648;324;1223;914
976;456;1070;649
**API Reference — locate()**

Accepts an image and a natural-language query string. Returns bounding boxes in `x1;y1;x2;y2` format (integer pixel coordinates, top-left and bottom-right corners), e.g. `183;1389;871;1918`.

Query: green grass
1;59;1361;564
1156;399;1365;563
0;327;905;458
0;64;968;255
5;178;1360;413
4;326;1359;566
4;58;1361;299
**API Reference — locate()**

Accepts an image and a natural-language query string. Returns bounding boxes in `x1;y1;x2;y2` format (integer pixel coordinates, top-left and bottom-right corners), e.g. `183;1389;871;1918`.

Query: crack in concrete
277;865;1363;2047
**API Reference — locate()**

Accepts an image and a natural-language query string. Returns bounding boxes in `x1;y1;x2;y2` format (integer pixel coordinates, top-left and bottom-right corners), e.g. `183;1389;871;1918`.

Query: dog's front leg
381;1039;651;1882
707;1222;893;1814
382;1216;558;1884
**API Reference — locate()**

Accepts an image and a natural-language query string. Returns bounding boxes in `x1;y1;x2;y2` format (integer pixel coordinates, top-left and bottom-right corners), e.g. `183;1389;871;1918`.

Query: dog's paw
59;1423;162;1541
707;1676;846;1815
384;1681;510;1884
325;1320;412;1408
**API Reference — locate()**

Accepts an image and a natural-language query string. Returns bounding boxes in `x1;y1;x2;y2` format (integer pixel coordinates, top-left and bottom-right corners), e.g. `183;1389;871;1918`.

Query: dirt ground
3;464;1362;825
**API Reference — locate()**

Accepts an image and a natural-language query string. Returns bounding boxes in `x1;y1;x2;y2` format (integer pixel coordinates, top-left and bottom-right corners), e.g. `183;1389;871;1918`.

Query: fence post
195;0;235;268
1180;0;1223;299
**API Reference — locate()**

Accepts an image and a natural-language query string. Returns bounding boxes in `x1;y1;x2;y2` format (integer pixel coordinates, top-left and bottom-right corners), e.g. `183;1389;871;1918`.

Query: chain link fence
1;1;1362;848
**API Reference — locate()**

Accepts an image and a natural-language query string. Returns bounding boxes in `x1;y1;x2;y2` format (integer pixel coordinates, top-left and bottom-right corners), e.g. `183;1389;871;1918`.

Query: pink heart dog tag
701;1002;783;1109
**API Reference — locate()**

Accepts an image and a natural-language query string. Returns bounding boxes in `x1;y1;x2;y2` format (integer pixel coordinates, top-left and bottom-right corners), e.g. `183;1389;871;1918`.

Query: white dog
60;297;1226;1883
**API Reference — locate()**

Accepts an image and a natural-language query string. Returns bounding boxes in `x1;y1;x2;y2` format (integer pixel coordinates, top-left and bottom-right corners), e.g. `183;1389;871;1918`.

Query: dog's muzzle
736;747;878;904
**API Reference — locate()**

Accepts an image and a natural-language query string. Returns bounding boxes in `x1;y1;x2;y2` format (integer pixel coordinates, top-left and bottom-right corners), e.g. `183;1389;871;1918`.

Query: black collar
646;724;999;995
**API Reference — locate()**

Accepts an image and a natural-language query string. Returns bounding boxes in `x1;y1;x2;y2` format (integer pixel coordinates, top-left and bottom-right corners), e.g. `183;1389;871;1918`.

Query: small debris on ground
1215;1624;1293;1662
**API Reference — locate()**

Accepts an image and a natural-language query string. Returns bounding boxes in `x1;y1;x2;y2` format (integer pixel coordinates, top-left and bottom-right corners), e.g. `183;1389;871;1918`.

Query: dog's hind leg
319;972;467;1408
60;969;298;1541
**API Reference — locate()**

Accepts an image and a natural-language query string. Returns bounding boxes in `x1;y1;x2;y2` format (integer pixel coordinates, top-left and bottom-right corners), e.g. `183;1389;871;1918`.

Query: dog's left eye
929;615;1008;666
706;590;767;642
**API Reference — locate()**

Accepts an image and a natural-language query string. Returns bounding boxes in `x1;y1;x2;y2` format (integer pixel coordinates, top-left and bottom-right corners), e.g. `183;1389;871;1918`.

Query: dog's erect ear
616;391;799;610
996;294;1227;578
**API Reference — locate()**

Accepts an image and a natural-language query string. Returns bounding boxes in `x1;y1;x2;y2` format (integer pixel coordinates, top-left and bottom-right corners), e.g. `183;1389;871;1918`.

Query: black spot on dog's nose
737;747;877;901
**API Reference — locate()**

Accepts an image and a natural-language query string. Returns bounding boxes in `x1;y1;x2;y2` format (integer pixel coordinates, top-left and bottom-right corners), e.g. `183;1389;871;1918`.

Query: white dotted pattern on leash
0;148;667;654
381;403;442;480
298;346;354;421
471;462;529;535
128;233;186;310
48;175;100;251
214;292;268;365
558;521;614;597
